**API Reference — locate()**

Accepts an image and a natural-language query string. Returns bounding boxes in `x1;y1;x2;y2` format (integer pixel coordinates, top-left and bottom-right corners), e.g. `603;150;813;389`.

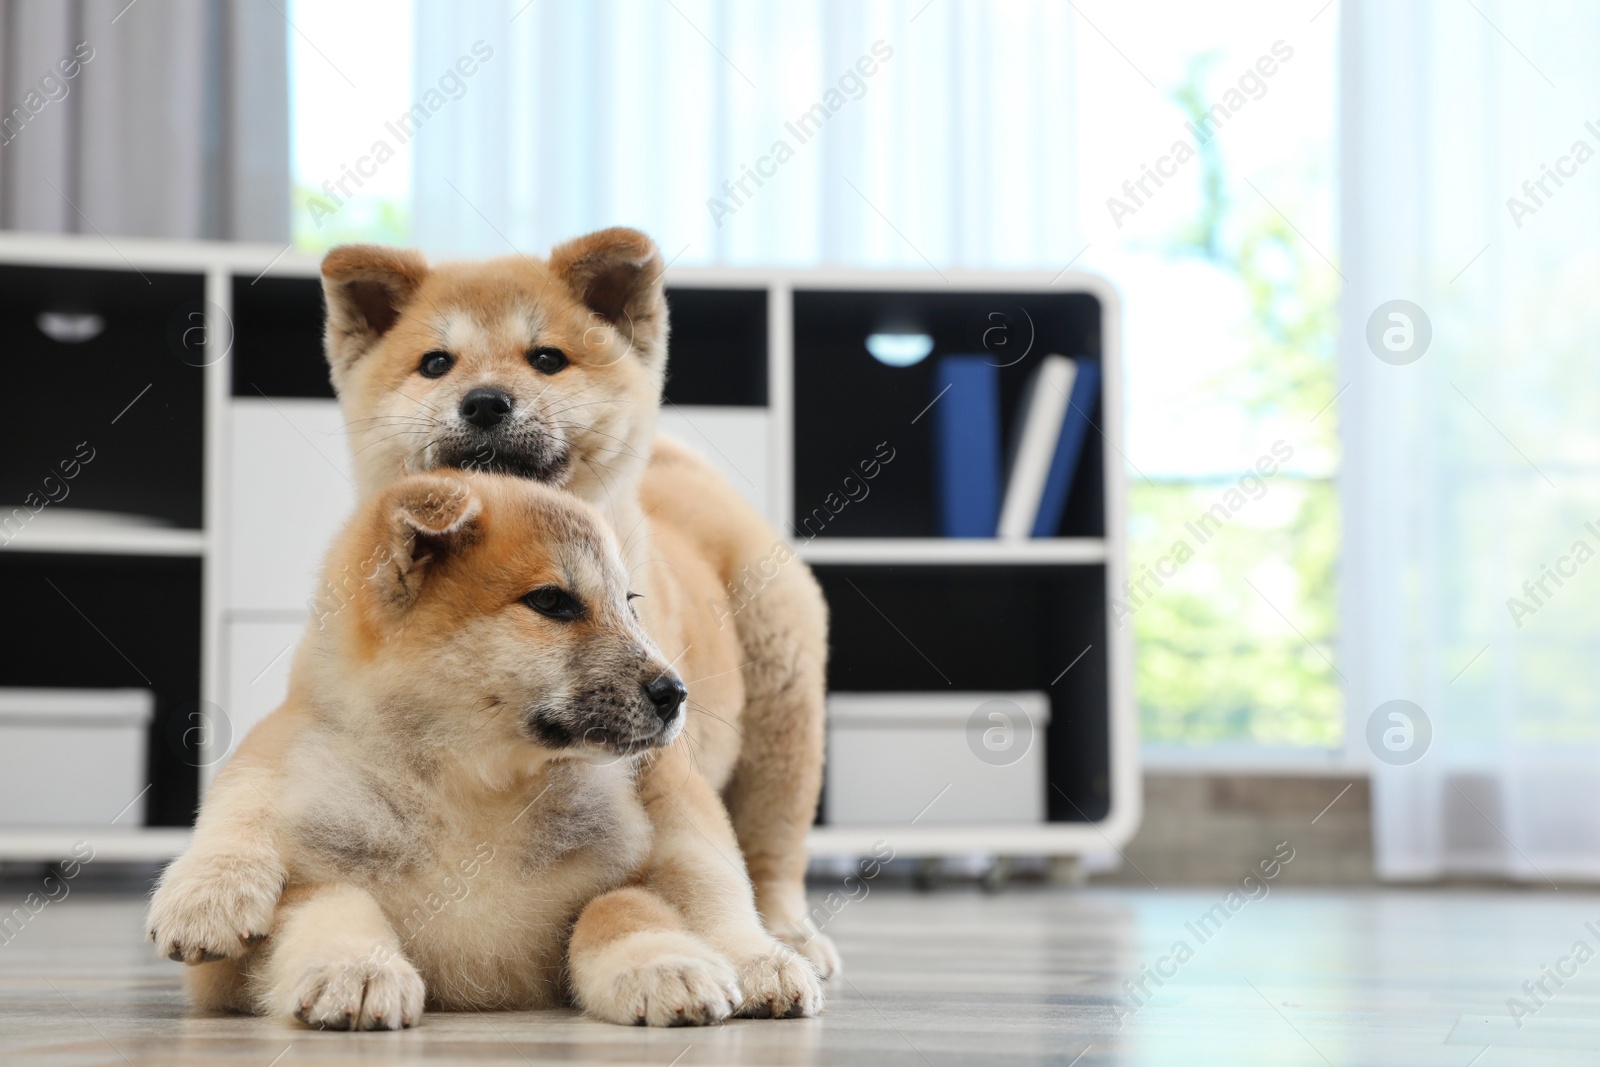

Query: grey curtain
0;0;287;241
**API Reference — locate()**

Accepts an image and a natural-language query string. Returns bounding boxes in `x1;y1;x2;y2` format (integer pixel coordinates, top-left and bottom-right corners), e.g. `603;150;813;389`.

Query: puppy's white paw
733;941;825;1019
146;850;283;964
773;926;841;981
575;930;740;1027
276;947;425;1031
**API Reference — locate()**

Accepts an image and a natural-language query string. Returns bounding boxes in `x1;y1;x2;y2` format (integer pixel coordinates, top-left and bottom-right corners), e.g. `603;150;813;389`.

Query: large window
1081;7;1342;754
288;4;414;247
288;0;1341;757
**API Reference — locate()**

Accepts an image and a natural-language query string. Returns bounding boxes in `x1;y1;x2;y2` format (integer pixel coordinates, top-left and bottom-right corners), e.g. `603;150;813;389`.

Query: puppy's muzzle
431;384;570;483
526;670;687;756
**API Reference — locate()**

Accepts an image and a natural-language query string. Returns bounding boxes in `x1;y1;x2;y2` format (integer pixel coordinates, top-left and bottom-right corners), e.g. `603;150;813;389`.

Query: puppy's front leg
637;746;824;1019
256;882;425;1031
569;885;740;1026
146;757;287;968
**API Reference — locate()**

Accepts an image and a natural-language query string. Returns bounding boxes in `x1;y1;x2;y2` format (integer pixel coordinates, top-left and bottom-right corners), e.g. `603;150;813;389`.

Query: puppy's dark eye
529;347;568;375
524;586;584;621
627;591;642;618
420;351;454;378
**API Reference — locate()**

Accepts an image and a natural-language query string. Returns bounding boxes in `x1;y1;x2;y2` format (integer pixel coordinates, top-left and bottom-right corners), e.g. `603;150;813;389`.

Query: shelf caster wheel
912;857;942;892
1047;855;1088;887
980;855;1015;893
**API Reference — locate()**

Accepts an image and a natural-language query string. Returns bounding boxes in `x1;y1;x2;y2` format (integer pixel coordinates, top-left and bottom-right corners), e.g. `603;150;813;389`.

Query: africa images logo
1365;700;1431;766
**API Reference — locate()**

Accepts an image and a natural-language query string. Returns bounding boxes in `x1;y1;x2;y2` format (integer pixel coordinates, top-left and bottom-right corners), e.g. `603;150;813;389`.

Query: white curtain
1344;0;1600;880
0;0;288;240
410;0;1078;267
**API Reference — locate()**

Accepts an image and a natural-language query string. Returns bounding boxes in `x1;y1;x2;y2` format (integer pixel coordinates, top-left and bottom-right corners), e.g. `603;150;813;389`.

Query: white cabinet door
229;399;356;613
655;407;771;523
229;402;769;615
215;619;305;780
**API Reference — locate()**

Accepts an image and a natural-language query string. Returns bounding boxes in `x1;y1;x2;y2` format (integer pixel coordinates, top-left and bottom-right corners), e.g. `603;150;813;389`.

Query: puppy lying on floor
177;471;769;1028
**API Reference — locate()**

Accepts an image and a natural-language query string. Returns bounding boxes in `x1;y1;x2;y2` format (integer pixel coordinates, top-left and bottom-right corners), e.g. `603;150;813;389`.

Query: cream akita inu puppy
181;471;797;1027
147;228;832;1022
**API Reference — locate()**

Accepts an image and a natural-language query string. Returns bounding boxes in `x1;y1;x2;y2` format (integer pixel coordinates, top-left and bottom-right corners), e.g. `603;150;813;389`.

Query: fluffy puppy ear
321;244;430;375
547;227;667;362
374;473;482;610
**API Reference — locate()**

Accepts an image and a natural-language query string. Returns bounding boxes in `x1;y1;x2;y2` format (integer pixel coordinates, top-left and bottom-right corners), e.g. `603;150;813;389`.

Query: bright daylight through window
287;0;1342;758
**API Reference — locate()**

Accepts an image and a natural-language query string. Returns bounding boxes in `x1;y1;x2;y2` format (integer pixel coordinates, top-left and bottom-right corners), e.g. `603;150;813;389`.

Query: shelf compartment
0;264;206;529
792;288;1105;540
811;563;1110;824
0;553;201;828
231;275;329;399
662;286;768;406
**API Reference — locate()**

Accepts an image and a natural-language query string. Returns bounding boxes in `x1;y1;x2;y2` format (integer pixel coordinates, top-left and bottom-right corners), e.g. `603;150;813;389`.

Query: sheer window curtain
410;0;1078;268
1343;0;1600;880
0;0;287;241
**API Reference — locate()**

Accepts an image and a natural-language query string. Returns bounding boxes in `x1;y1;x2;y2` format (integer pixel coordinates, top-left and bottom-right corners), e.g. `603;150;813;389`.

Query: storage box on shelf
0;689;153;825
0;233;1137;862
825;692;1053;826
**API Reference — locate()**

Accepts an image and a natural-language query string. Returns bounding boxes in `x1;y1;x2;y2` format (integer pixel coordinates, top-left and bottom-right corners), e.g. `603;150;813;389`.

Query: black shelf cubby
662;287;767;406
811;562;1111;823
0;264;206;529
0;552;202;827
232;274;329;399
792;289;1104;539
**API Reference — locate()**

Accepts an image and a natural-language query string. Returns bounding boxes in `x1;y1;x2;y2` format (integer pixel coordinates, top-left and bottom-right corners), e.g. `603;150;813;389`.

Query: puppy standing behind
182;471;778;1027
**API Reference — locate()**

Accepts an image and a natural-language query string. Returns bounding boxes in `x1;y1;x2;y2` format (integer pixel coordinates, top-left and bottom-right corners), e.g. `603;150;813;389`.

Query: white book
996;355;1076;539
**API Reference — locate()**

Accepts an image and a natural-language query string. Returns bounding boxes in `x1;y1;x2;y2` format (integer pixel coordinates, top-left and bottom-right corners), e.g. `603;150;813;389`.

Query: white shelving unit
0;233;1139;863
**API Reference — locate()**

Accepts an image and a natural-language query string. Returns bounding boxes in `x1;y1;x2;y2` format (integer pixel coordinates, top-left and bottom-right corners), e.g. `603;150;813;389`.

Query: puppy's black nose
643;675;686;721
460;387;513;429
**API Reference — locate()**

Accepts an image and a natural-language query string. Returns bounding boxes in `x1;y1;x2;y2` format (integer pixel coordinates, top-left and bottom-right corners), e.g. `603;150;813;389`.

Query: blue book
1031;358;1100;537
931;356;1002;537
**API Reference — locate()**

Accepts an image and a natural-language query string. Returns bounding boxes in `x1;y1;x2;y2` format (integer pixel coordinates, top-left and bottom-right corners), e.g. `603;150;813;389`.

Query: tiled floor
1;880;1596;1065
